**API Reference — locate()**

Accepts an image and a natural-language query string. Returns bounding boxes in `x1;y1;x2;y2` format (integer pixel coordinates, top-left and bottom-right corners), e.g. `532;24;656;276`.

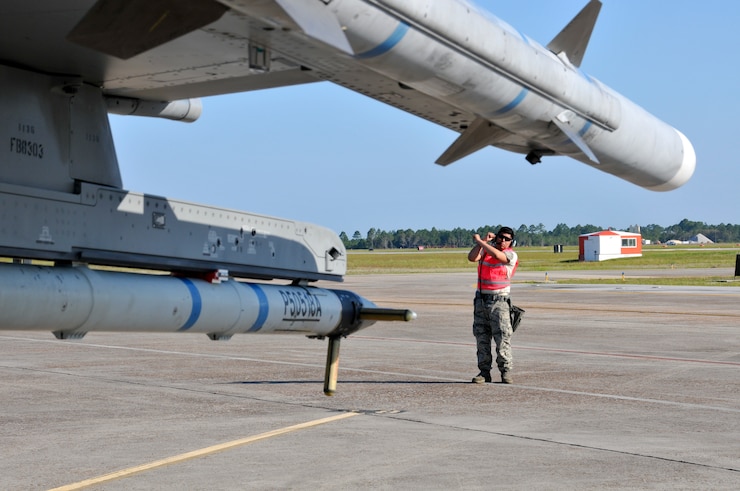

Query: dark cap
498;226;515;239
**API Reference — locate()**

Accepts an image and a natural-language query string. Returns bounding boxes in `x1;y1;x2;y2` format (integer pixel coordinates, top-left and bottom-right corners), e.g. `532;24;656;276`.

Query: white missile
350;0;695;190
0;263;415;395
224;0;695;191
0;263;407;338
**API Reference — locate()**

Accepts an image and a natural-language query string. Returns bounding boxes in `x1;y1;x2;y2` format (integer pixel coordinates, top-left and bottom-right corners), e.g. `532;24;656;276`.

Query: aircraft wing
0;1;318;100
0;0;520;147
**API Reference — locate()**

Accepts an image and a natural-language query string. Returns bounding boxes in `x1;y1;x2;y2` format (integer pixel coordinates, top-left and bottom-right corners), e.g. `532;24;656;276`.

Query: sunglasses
496;234;513;242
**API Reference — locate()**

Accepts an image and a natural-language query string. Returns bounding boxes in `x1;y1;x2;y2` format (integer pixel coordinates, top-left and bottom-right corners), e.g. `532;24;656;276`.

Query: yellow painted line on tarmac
48;411;360;491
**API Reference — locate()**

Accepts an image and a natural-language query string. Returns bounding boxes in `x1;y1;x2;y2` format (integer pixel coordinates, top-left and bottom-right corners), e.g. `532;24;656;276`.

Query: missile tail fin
436;117;511;166
546;0;602;68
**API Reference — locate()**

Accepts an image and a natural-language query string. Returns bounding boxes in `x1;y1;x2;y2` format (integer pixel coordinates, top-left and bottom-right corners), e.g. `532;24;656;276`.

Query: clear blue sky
109;0;738;237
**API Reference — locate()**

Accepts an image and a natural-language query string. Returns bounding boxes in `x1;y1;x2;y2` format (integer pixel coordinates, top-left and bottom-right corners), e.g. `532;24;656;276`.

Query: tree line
339;219;740;249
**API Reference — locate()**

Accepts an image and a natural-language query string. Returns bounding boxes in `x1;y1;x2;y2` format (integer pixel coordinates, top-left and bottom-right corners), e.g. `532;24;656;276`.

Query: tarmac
1;269;739;490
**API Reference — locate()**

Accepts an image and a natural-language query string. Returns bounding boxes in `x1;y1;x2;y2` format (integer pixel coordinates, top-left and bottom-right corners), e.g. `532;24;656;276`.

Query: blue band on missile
177;278;202;331
494;88;528;115
244;283;269;332
579;121;593;137
558;120;593;146
355;22;409;59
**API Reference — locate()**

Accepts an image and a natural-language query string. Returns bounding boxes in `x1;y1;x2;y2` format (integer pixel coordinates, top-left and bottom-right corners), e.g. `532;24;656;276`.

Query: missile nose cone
648;130;696;192
673;130;696;187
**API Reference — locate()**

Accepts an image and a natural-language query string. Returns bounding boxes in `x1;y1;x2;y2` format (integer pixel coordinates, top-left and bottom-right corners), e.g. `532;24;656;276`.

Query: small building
578;230;642;262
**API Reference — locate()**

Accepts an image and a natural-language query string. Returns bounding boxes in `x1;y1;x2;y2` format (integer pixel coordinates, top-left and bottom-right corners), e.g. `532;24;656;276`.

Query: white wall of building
584;235;621;261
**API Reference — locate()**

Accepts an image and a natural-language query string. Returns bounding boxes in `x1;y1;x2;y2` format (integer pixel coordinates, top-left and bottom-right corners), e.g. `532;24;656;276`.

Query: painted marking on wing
48;412;360;491
355;22;409;59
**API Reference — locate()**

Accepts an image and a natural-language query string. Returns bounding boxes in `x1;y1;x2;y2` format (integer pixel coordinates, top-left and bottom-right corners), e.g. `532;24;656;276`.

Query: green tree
339;231;350;248
366;228;377;249
338;220;740;249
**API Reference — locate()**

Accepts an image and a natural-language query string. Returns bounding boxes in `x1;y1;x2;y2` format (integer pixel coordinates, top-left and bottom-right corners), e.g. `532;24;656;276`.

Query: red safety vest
478;248;518;291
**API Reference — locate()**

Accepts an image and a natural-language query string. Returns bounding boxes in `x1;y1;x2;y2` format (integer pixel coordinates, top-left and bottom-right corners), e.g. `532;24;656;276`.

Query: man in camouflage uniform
468;227;518;384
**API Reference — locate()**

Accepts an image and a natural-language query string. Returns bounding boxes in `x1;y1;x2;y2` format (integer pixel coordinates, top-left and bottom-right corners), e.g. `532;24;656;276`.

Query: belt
476;291;509;299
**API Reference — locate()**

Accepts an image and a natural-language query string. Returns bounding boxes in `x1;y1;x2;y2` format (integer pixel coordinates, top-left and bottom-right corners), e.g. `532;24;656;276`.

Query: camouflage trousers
472;294;513;374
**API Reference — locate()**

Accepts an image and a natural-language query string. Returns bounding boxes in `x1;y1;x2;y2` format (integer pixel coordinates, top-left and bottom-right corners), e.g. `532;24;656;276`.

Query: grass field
347;244;740;286
4;245;738;287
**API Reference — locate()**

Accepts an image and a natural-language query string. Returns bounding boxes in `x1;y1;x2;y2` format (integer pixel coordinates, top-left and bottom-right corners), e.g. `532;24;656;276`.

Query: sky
108;0;739;237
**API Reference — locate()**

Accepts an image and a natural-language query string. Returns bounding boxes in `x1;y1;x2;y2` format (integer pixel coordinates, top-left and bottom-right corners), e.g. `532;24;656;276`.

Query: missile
0;263;414;338
226;0;695;191
356;0;695;190
0;263;415;394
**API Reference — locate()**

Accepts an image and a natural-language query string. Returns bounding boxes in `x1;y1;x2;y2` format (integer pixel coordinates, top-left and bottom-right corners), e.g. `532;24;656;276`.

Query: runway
2;272;739;490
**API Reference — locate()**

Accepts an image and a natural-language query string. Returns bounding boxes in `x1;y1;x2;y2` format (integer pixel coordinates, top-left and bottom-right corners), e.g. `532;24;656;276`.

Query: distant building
689;233;714;244
578;230;642;262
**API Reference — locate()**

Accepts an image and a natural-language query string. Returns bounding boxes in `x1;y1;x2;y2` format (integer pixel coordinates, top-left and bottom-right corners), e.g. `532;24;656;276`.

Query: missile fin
275;0;353;55
436;117;511;166
552;111;600;164
546;0;602;68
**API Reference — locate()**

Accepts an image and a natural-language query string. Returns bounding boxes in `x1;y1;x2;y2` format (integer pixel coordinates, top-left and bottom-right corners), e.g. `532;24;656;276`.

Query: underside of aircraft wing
0;0;472;127
0;0;541;159
66;0;230;60
0;1;324;100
